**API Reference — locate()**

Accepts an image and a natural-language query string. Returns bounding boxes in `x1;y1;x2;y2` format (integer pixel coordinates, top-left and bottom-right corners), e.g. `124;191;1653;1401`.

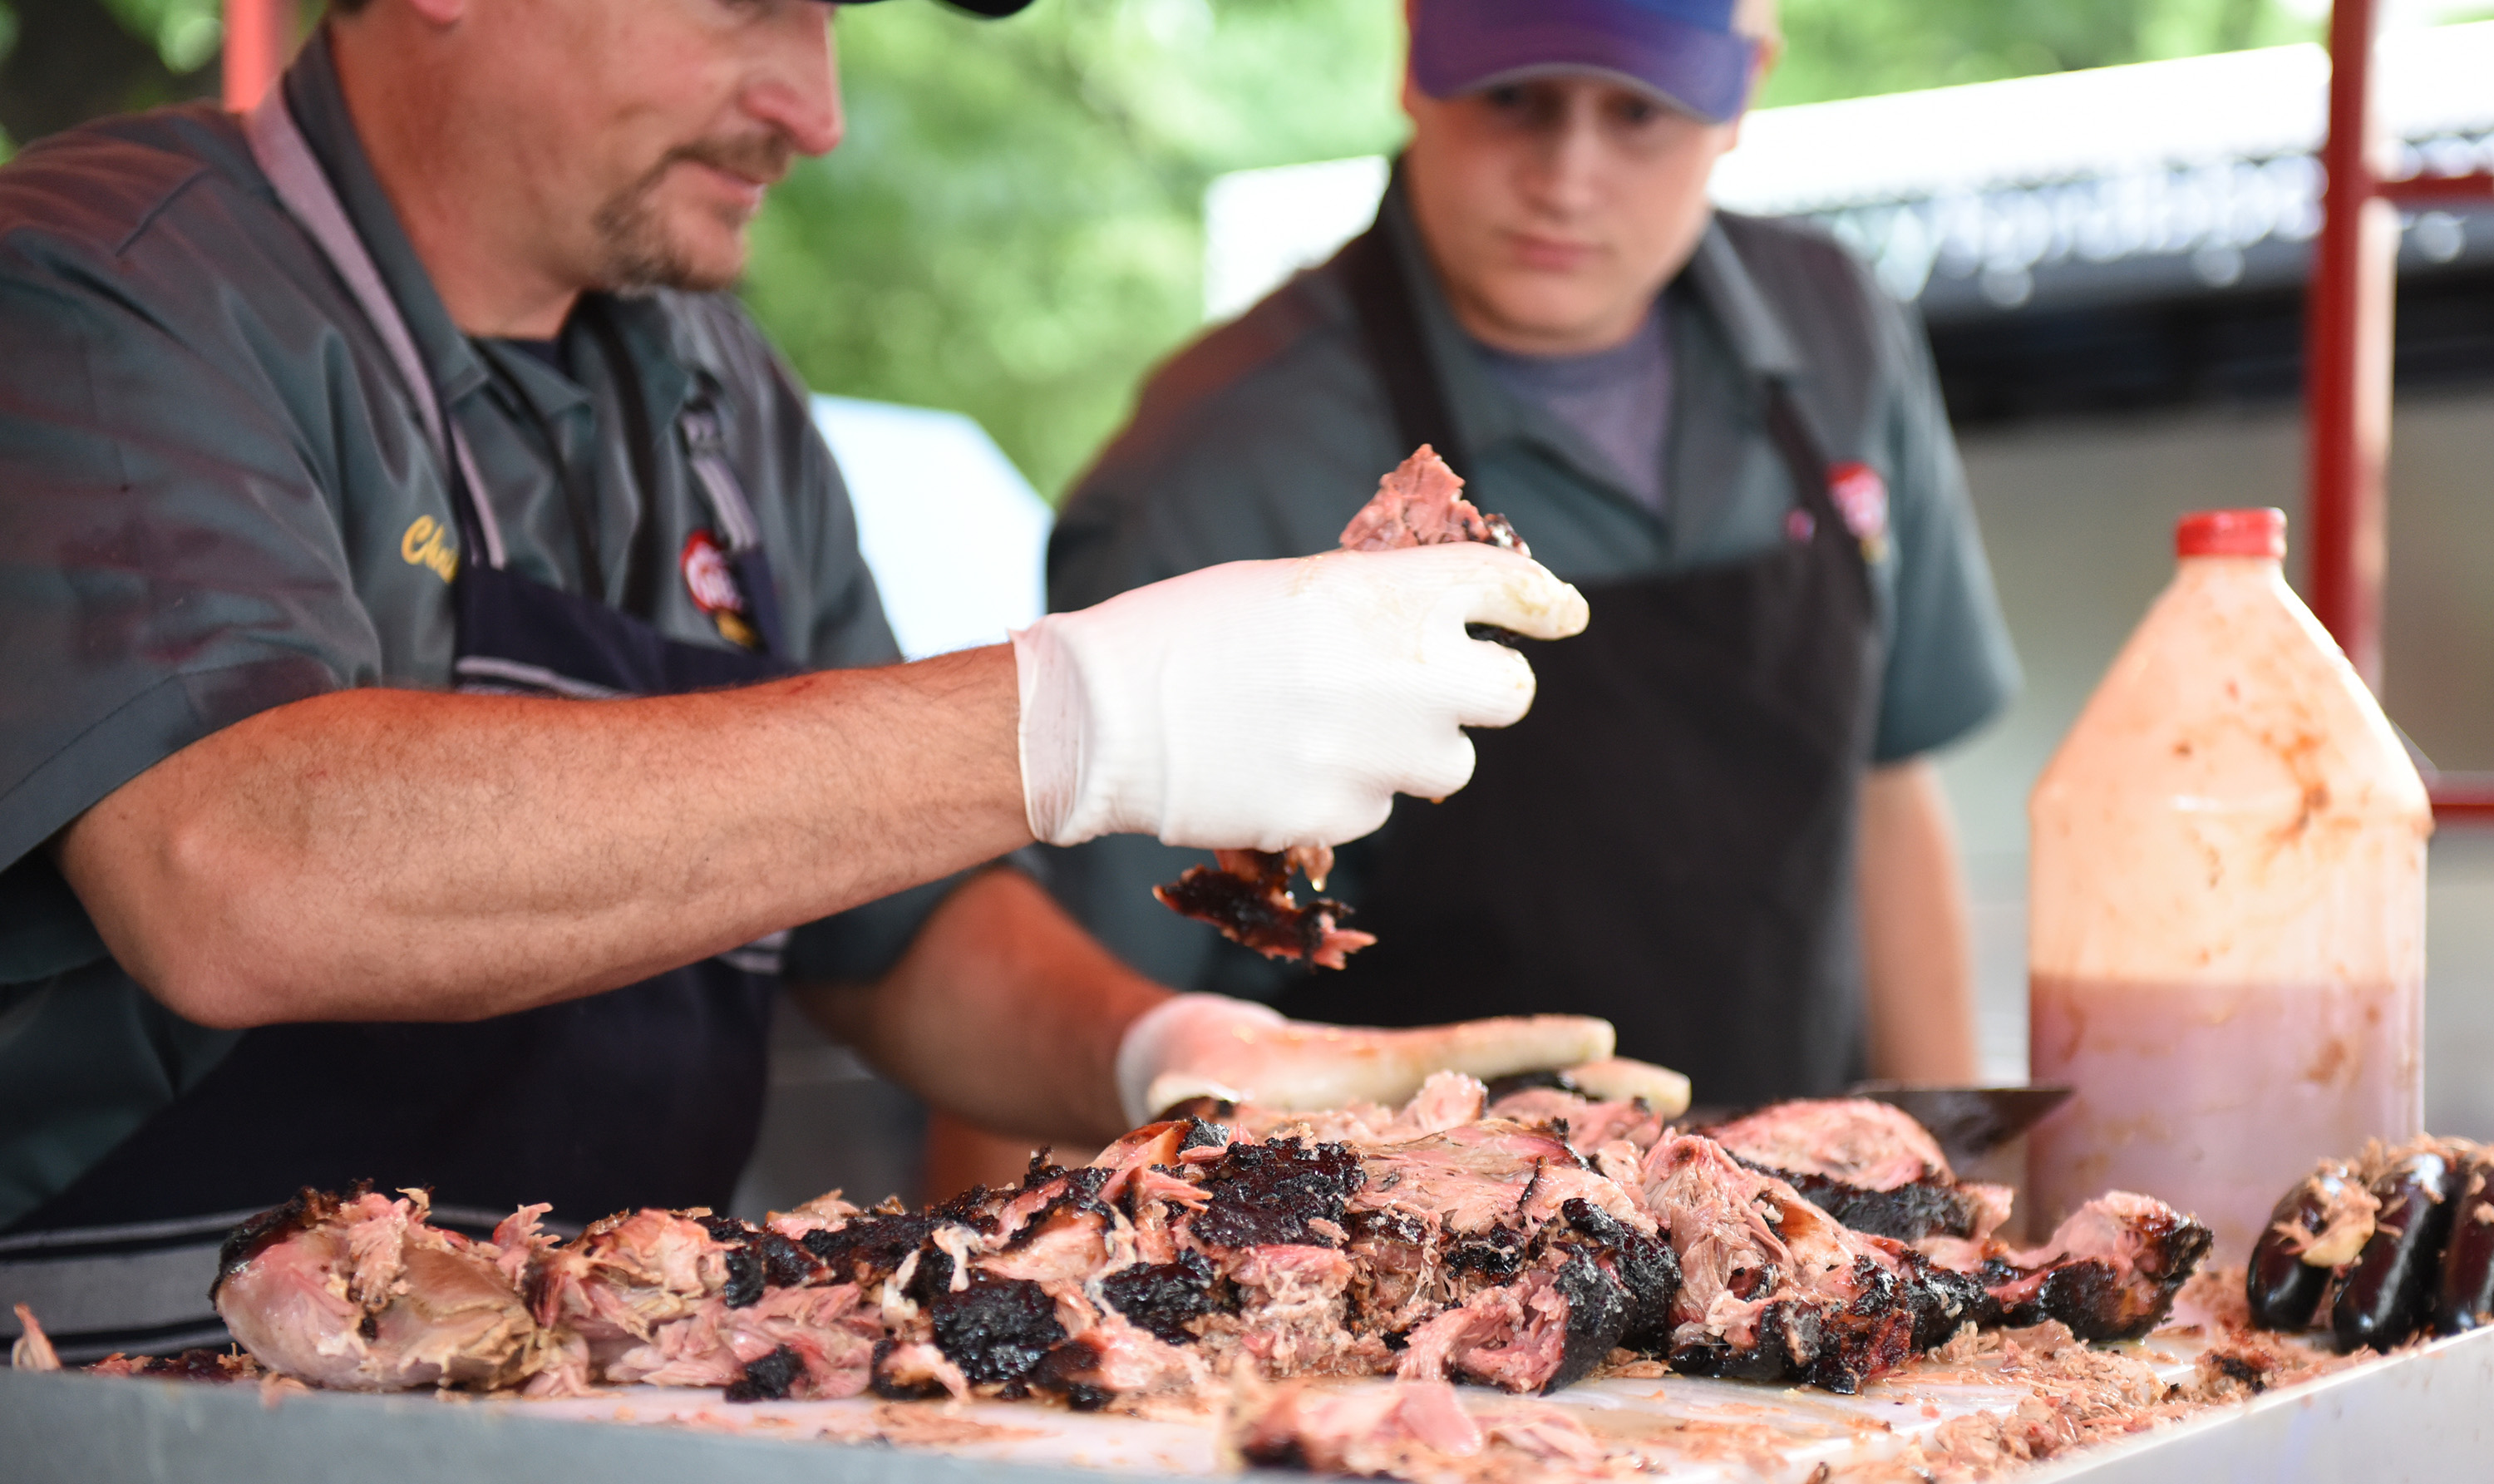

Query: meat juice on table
2027;507;2429;1261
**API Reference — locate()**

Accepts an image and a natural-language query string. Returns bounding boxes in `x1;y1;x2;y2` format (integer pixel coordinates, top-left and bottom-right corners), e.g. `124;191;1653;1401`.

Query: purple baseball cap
1411;0;1761;125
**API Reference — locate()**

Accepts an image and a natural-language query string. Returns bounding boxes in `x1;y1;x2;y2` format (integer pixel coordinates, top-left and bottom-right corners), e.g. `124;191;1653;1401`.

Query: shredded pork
158;1085;2213;1427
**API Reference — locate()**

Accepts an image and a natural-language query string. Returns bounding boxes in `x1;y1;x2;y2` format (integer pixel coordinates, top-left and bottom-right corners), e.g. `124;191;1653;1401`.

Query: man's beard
589;134;794;293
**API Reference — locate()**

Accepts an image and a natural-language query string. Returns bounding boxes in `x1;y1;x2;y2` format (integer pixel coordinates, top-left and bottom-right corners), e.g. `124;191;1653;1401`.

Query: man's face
461;0;844;294
1402;74;1737;357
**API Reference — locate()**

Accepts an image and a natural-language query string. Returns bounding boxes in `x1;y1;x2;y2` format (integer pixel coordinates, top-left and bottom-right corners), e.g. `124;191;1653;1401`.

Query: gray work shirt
0;36;942;1231
1046;180;2020;998
1474;306;1673;515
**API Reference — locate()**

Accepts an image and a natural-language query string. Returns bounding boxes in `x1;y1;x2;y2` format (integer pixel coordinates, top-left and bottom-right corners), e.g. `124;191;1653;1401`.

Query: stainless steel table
7;1324;2491;1483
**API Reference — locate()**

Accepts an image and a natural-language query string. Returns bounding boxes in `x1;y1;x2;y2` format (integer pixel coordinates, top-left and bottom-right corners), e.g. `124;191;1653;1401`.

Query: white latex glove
1113;993;1620;1128
1013;544;1589;850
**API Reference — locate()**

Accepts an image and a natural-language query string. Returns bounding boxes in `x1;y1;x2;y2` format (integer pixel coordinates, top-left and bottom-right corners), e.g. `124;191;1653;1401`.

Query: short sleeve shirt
0;36;938;1229
1045;178;2021;996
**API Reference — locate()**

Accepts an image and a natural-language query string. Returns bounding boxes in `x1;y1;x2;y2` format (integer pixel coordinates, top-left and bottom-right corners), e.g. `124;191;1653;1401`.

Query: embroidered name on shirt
400;515;459;583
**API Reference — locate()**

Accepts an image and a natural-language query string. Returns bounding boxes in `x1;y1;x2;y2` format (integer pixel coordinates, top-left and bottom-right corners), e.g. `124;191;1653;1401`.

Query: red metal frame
222;0;297;112
2308;0;2494;824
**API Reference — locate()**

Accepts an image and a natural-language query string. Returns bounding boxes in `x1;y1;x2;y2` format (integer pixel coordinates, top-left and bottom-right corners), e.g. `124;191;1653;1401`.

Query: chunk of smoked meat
1154;848;1375;970
724;1345;804;1402
1191;1140;1366;1249
1154;446;1529;966
929;1277;1066;1393
1100;1250;1222;1343
1338;445;1528;557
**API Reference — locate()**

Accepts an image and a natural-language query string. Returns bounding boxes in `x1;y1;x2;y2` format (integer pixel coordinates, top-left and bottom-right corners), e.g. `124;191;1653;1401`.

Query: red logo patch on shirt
682;530;745;615
683;530;761;650
1827;462;1890;561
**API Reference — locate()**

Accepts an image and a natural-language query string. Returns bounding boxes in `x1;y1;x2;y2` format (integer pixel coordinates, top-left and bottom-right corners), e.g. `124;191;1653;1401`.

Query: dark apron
6;92;796;1235
1272;222;1885;1107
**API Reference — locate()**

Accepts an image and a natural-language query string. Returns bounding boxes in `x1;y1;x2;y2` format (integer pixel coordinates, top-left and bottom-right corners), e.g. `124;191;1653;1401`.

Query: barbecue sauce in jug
2026;509;2430;1262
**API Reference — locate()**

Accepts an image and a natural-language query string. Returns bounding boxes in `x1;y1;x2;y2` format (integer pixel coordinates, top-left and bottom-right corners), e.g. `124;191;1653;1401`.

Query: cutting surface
21;1323;2492;1484
510;1333;2218;1482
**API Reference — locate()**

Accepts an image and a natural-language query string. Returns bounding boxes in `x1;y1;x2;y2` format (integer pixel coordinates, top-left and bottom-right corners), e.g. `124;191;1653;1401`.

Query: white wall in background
811;394;1052;661
1199;23;2494;315
1203;154;1389;321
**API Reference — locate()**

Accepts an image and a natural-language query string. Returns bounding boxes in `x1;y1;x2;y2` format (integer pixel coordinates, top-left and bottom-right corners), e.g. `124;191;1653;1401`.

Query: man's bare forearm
1858;757;1979;1083
796;867;1166;1145
57;647;1030;1028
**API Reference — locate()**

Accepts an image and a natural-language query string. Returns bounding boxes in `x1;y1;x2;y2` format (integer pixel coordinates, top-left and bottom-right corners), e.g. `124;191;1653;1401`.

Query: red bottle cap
2176;508;2287;559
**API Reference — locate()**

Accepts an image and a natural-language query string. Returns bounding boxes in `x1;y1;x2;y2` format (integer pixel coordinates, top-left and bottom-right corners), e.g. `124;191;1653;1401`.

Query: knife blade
1848;1082;2073;1170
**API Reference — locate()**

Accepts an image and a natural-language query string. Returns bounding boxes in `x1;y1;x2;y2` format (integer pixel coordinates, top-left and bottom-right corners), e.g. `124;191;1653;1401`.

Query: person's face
1402;73;1737;356
461;0;844;294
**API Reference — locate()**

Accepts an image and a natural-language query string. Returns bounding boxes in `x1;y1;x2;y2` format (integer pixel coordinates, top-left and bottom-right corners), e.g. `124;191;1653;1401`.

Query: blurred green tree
0;0;220;153
0;0;2368;495
1763;0;2308;106
747;0;2324;500
745;0;1409;500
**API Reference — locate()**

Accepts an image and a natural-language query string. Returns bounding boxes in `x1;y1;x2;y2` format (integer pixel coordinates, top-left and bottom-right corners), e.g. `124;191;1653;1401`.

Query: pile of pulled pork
185;1079;2207;1425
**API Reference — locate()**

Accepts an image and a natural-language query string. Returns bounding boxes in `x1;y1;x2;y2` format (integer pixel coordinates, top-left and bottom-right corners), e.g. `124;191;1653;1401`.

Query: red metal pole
2304;0;2395;692
222;0;298;113
2376;173;2494;205
2309;5;2494;823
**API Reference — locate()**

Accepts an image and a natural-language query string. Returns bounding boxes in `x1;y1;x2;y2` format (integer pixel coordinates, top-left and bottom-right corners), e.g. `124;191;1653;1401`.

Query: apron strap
244;85;509;572
1762;382;1875;610
679;402;791;660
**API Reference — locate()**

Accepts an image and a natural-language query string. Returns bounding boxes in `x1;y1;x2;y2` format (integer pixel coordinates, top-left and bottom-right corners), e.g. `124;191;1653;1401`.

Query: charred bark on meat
1543;1247;1631;1391
210;1186;343;1302
704;1216;823;1308
1989;1215;2215;1343
1445;1227;1527;1279
1153;851;1368;971
1671;1300;1821;1384
1555;1199;1680;1353
929;1277;1067;1394
1768;1169;1987;1241
1031;1339;1116;1411
1904;1261;1997;1348
1192;1141;1365;1249
803;1212;944;1286
1004;1166;1116;1250
93;1348;256;1383
1100;1250;1223;1343
724;1345;805;1402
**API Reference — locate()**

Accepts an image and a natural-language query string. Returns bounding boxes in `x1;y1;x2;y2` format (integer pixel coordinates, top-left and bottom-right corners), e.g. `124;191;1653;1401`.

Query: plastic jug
2027;508;2430;1261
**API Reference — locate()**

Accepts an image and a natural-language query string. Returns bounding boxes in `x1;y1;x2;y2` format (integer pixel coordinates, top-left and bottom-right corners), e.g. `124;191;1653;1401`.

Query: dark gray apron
1272;219;1885;1107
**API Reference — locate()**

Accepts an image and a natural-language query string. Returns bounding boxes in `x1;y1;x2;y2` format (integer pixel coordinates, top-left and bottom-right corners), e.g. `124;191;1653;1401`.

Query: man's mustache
657;133;796;192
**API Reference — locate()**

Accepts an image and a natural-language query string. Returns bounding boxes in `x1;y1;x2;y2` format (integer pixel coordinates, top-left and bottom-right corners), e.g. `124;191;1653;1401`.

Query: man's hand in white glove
1013;544;1588;850
1112;993;1692;1129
